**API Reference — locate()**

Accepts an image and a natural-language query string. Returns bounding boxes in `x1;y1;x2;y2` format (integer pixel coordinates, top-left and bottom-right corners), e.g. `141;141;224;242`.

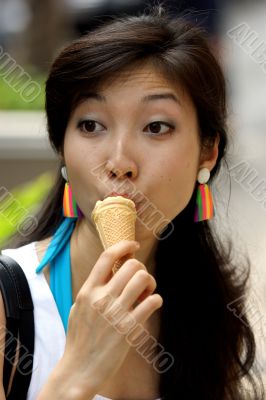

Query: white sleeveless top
2;243;161;400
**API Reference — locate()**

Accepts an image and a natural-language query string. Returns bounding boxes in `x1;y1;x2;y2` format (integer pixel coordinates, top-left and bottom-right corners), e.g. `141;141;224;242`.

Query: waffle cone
92;196;137;273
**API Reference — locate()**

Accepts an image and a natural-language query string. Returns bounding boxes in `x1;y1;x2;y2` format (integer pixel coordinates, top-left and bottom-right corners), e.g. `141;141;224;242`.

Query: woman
0;7;264;400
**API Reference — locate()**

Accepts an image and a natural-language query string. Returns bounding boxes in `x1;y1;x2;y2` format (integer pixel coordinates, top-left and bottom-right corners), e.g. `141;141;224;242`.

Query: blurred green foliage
0;72;45;110
0;172;53;248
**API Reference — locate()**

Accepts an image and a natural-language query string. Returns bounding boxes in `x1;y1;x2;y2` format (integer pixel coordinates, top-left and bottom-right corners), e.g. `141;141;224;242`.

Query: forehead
71;62;197;117
100;63;179;94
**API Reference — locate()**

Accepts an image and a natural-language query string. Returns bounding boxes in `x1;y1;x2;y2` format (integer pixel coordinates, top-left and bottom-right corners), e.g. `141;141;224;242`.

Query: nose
105;138;138;181
106;158;137;180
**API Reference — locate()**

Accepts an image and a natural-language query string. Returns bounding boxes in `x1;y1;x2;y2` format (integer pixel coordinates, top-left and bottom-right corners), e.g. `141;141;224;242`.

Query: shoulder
1;238;51;278
1;242;38;277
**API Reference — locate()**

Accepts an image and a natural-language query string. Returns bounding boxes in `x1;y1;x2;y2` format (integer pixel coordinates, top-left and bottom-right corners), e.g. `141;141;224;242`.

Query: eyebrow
81;92;181;105
141;93;181;105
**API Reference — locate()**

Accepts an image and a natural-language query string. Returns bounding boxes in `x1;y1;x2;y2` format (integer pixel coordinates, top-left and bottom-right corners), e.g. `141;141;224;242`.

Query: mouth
106;191;131;199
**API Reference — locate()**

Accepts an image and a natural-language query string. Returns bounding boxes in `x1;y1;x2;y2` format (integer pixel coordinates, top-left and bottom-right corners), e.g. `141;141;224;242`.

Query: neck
70;218;158;299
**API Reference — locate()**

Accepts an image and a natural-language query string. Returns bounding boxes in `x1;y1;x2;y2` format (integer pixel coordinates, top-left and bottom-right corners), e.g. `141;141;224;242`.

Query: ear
58;149;65;164
199;135;220;172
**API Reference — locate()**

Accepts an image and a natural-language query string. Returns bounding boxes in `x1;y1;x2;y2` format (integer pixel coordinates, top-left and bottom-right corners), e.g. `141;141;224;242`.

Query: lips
107;192;131;200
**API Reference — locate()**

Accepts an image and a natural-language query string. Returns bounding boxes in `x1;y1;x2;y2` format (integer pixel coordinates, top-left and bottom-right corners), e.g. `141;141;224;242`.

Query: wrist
37;358;98;400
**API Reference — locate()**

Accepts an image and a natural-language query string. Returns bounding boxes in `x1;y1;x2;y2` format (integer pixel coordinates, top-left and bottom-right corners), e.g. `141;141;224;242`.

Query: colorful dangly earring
61;166;82;218
194;167;214;222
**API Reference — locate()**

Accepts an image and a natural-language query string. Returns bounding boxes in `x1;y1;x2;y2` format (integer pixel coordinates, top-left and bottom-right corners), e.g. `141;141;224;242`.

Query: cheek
166;158;197;196
64;132;98;178
156;146;199;219
178;159;198;198
63;135;100;212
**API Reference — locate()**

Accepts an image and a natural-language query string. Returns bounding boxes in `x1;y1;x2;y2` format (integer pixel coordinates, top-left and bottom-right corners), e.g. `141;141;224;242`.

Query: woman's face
64;64;218;239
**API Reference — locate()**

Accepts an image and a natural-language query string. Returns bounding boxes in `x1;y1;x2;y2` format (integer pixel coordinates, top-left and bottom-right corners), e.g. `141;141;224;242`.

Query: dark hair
10;7;264;399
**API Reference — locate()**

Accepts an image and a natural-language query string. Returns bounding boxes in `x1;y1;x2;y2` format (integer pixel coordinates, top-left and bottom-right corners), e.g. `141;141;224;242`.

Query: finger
118;270;157;310
131;294;163;325
87;240;140;287
111;294;163;337
106;258;147;296
135;287;152;303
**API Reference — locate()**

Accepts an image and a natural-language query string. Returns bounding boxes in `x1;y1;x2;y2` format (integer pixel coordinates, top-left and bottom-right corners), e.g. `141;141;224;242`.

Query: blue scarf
36;218;76;332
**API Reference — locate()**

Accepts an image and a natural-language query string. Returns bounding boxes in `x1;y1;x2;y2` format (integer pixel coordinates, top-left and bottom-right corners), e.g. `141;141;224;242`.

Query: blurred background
0;0;266;386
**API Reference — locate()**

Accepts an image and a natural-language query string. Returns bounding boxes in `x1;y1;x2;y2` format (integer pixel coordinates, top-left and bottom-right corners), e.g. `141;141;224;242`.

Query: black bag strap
0;255;35;399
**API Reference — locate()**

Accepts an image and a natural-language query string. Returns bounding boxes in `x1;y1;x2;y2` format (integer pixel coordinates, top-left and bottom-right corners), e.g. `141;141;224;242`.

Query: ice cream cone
91;196;137;274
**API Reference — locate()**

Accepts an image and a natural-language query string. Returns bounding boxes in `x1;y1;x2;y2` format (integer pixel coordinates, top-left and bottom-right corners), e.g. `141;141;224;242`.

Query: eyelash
77;119;175;137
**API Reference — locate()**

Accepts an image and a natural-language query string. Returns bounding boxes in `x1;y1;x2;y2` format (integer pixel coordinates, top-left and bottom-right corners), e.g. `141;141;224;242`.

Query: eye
145;121;175;136
77;119;105;135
